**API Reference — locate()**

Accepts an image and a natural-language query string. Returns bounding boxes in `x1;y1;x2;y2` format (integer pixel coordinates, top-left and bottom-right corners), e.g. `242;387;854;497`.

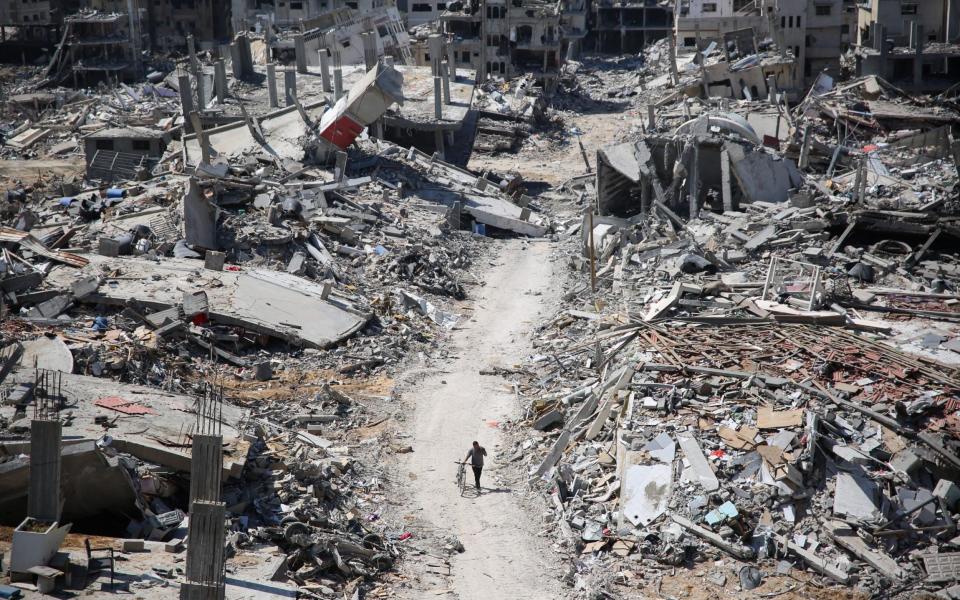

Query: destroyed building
440;0;568;90
46;9;146;85
2;0;960;597
0;0;79;60
855;0;960;92
590;0;672;54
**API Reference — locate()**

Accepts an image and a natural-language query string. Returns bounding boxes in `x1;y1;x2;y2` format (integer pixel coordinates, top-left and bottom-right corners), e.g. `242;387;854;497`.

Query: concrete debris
1;0;960;598
492;16;960;599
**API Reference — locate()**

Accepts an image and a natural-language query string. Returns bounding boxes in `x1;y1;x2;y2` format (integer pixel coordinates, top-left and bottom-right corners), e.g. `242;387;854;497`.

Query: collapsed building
1;0;960;597
439;0;579;91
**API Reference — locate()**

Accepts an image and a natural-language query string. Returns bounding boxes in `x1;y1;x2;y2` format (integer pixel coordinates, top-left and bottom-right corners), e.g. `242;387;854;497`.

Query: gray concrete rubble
1;2;960;599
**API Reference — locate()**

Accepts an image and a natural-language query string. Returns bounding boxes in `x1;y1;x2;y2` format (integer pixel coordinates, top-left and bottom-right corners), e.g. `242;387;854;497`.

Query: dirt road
400;238;566;599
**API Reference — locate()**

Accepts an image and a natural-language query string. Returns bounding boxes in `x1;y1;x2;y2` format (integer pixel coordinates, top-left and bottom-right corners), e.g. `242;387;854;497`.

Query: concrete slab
679;433;720;491
833;471;882;520
2;369;248;479
184;102;326;161
622;464;672;526
19;337;74;373
44;255;369;348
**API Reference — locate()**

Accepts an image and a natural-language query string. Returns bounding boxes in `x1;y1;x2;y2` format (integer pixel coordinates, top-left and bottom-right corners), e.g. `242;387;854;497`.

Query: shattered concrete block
532;410;563;431
287;251;306;275
255;362;273;381
122;539;145;552
70;276;100;299
98;237;122;257
833;472;881;520
204;250;226;271
889;449;922;475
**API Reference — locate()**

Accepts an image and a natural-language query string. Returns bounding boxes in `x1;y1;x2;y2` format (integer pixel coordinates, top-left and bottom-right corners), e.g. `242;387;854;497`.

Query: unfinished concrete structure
590;0;672;54
439;0;566;89
854;0;960;92
180;386;227;600
8;370;72;585
44;9;146;85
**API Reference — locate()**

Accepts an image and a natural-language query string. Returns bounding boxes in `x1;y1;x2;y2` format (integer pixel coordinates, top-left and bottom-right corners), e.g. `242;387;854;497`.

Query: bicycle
454;461;467;496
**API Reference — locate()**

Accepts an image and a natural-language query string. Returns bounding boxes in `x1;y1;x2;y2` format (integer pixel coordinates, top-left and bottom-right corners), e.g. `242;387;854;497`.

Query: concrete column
178;73;195;127
428;33;443;75
334;66;343;100
798;124;812;169
434;129;445;160
566;39;579;61
872;21;883;50
266;62;278;108
909;20;919;49
441;60;451;104
189;111;210;164
647;104;655;131
335;151;348;181
239;35;254;77
766;74;777;103
640;180;652;216
434;76;443;119
877;23;888;80
667;25;679;84
214;58;227;104
284;68;297;106
27;419;62;522
688;143;700;219
720;148;734;212
295;34;308;73
319;49;331;92
229;42;242;78
182;430;226;600
446;43;456;78
187;34;205;109
361;32;377;71
914;25;924;91
188;435;223;504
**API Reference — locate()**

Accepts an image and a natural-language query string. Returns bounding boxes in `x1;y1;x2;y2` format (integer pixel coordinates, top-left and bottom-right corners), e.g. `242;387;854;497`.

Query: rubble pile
499;31;960;600
0;40;550;597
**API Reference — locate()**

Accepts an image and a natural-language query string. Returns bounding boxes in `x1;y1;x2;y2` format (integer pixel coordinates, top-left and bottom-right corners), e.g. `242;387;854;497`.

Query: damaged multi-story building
45;8;147;86
855;0;960;91
143;0;232;49
590;0;672;54
674;0;846;88
439;0;569;91
0;0;80;60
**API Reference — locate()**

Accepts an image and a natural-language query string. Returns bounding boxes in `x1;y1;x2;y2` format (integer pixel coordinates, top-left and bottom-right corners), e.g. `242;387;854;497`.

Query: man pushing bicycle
463;440;488;491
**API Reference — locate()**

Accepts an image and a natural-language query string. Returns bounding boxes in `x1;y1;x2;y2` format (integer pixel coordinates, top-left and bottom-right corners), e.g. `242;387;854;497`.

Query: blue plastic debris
705;501;739;526
92;316;110;331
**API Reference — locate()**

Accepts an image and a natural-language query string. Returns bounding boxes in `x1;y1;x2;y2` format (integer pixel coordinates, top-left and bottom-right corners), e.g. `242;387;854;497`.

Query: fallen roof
44;255;371;348
2;368;248;478
183;101;326;162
